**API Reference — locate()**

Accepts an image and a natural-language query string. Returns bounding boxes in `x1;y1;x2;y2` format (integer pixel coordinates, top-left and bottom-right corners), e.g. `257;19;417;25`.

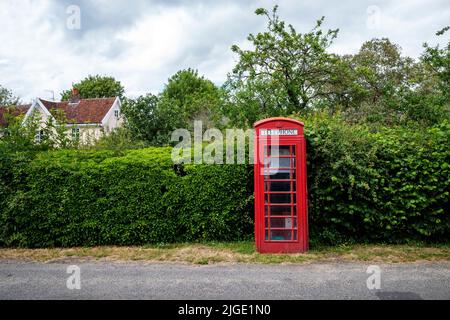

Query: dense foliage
0;6;448;247
225;7;340;127
60;75;125;101
302;115;449;244
223;6;449;128
122;69;222;145
0;148;253;247
1;117;448;247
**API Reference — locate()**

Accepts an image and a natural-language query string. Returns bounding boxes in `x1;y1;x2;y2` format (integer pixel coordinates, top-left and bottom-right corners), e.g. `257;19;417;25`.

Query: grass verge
0;242;449;264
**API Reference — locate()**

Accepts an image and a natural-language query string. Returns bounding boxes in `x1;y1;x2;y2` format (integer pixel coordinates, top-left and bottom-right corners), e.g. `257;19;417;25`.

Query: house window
35;130;45;142
114;109;120;119
72;127;80;140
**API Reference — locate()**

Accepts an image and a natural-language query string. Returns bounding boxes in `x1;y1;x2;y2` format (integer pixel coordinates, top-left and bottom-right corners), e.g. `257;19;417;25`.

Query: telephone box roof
254;117;304;128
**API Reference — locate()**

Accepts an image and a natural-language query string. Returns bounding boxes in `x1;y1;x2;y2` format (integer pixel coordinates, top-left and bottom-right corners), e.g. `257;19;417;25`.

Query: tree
0;85;19;106
122;69;221;145
1;107;76;151
121;94;161;144
158;68;221;129
155;69;221;143
60;75;125;101
419;27;450;107
338;38;419;124
0;109;44;152
398;27;450;125
225;6;340;126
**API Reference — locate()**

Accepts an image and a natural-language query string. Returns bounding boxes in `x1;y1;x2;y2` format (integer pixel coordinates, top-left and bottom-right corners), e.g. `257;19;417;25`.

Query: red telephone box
254;118;308;253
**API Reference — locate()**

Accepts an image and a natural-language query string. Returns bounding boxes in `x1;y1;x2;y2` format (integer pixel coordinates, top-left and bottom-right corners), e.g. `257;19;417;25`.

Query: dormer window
71;127;80;140
35;130;45;142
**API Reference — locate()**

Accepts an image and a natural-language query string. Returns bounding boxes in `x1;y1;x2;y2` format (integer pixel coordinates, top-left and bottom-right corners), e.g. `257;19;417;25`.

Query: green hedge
165;164;254;242
0;116;448;247
0;148;253;247
303;115;449;244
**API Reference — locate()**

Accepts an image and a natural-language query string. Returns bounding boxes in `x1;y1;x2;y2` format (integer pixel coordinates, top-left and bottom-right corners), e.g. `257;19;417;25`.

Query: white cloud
0;0;448;102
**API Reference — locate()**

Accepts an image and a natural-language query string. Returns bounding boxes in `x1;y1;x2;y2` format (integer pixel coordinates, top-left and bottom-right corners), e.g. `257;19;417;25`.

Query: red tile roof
39;97;116;124
0;105;31;127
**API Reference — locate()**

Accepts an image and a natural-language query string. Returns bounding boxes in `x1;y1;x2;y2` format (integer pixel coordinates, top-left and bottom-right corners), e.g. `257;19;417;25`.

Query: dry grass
0;243;448;265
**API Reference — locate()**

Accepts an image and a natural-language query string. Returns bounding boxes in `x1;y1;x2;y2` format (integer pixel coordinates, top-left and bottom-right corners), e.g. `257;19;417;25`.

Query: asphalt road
0;261;448;300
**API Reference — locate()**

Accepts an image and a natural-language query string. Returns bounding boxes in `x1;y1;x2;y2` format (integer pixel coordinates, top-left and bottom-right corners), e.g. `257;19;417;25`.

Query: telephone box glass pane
265;181;296;192
263;168;295;179
270;217;293;228
270;230;292;241
269;158;291;168
264;170;291;180
265;181;291;192
265;194;295;204
265;218;295;230
268;205;291;216
269;146;291;156
269;193;291;204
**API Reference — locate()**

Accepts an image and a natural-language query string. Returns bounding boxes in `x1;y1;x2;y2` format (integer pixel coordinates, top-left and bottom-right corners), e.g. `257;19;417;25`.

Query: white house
20;89;123;144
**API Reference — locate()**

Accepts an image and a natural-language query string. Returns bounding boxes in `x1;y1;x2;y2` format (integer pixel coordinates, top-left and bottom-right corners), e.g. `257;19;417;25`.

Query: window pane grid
263;145;298;242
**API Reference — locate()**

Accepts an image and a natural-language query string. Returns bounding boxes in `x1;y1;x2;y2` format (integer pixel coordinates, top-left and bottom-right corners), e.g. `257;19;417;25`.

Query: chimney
69;87;80;103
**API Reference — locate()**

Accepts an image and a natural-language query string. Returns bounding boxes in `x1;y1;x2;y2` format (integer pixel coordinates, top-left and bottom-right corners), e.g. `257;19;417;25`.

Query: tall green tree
225;6;340;126
121;94;161;144
335;35;449;126
410;26;450;124
338;38;419;124
60;75;125;101
123;69;221;145
158;68;221;130
421;26;450;101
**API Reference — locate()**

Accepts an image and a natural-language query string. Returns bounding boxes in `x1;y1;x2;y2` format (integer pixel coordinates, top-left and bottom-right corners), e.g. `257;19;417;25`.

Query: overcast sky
0;0;448;102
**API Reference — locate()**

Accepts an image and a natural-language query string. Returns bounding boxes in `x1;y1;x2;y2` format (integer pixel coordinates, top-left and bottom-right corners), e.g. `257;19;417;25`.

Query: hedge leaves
0;116;448;247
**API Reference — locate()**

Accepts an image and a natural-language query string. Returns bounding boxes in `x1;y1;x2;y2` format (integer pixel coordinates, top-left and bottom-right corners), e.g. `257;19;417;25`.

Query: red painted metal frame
254;118;308;253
